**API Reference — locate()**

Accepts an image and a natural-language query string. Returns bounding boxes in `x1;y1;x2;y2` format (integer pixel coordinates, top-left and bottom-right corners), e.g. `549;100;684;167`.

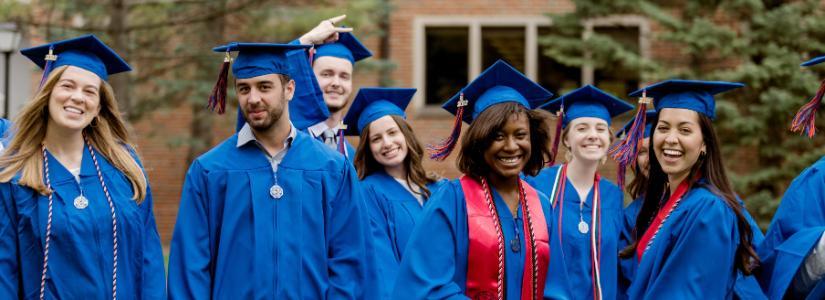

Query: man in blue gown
167;42;372;299
757;55;825;300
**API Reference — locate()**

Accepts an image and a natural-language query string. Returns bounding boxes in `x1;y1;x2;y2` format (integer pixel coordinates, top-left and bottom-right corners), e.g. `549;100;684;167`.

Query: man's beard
245;95;285;132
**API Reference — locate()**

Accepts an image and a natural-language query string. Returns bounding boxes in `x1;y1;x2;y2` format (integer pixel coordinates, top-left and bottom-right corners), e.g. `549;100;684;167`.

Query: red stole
636;178;691;260
461;175;550;300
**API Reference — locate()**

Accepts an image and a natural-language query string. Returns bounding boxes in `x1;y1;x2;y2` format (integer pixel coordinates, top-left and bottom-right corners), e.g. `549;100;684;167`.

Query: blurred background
0;0;823;248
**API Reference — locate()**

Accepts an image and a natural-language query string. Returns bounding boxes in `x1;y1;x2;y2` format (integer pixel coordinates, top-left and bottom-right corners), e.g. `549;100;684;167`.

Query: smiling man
167;43;372;299
288;15;373;158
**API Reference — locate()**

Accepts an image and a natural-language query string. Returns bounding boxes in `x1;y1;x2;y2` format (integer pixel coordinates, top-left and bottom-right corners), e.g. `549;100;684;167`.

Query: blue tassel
428;93;468;161
608;90;651;190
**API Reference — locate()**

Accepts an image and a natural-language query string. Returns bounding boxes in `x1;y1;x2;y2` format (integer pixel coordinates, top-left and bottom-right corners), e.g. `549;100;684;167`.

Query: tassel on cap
38;46;57;89
549;103;565;166
791;79;825;138
428;93;468;161
608;90;652;190
207;51;231;114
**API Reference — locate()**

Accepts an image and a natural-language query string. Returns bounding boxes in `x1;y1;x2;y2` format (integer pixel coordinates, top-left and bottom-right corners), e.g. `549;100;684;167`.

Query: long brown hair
619;113;758;275
457;102;552;178
0;66;148;202
626;148;649;200
354;115;439;198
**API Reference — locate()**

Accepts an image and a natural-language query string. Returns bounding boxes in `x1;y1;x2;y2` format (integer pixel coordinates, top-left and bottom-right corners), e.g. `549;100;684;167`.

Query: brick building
6;1;670;246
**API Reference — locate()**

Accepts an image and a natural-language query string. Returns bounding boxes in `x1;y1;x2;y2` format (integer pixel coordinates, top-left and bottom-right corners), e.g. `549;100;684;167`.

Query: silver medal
73;195;89;209
269;184;284;199
578;220;589;234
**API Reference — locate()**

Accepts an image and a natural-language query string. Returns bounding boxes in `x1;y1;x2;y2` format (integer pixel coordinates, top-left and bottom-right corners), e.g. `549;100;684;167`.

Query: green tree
541;0;825;227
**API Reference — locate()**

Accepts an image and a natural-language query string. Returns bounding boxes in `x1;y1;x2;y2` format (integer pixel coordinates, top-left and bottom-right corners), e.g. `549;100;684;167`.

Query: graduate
288;15;371;157
0;35;164;299
344;87;445;298
167;42;371;299
755;55;825;299
614;110;655;299
526;85;632;300
392;60;570;299
620;79;759;299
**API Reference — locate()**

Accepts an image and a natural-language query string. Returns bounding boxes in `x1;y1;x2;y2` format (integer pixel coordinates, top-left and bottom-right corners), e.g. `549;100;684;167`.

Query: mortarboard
313;32;372;64
429;60;553;160
343;87;416;136
20;34;131;85
628;79;744;120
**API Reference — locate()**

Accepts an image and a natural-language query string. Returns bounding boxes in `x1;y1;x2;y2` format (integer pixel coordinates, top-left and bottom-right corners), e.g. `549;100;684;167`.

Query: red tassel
207;52;231;114
39;47;57;89
608;91;652;190
790;79;825;138
428;93;468;161
549;105;565;166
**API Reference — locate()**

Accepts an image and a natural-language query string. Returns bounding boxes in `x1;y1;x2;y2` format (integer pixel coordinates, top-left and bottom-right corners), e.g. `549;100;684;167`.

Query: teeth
383;148;398;156
663;149;682;156
499;157;519;163
64;107;83;114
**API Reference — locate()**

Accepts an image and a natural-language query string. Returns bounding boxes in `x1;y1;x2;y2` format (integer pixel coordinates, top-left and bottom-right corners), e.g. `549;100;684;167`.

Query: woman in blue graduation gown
620;80;759;299
0;35;164;299
344;88;445;298
392;60;570;300
526;85;632;300
756;55;825;300
614;110;655;298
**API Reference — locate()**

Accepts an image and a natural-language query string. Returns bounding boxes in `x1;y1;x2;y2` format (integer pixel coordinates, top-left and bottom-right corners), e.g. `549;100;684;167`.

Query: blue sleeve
326;163;371;299
392;182;468;300
641;197;739;298
541;193;572;300
0;183;19;299
140;183;166;299
363;182;400;299
167;161;211;300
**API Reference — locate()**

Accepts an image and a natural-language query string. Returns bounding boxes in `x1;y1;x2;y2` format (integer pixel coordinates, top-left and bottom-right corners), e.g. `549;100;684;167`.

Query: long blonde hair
0;66;148;202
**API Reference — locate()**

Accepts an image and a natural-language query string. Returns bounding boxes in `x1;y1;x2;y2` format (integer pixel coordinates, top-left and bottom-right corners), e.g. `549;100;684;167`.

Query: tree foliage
541;0;825;227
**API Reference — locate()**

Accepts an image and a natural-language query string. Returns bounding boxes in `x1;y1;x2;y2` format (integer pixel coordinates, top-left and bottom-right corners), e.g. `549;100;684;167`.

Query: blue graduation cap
539;84;633;127
792;56;825;137
801;55;825;67
628;79;744;120
206;42;310;120
539;85;632;166
616;110;657;139
313;32;372;64
343;87;416;136
20;34;131;85
429;60;553;160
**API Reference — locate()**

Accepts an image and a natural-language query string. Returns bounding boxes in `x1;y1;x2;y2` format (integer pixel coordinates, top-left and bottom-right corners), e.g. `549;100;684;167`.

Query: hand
298;15;354;45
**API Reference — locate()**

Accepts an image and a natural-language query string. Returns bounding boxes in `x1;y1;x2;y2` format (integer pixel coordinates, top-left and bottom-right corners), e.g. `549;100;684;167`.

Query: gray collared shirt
236;122;297;172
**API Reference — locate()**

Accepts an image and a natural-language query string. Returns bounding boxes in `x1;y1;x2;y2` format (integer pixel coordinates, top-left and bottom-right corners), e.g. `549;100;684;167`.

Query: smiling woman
0;35;164;299
392;60;571;299
525;84;633;300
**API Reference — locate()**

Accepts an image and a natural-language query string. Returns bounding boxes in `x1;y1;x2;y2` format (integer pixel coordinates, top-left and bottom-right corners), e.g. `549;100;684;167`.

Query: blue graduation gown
627;184;747;299
618;196;767;300
0;147;165;299
757;156;825;300
167;130;371;299
362;171;447;299
525;165;623;300
391;179;571;300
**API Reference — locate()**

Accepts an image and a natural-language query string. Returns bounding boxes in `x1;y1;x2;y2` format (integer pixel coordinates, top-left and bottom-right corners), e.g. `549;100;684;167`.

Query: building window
414;15;648;110
425;27;469;105
481;27;525;72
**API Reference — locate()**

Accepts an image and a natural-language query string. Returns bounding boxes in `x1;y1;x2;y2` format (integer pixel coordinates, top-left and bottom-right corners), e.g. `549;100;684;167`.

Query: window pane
593;26;640;97
537;27;581;96
482;27;525;72
426;27;469;105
